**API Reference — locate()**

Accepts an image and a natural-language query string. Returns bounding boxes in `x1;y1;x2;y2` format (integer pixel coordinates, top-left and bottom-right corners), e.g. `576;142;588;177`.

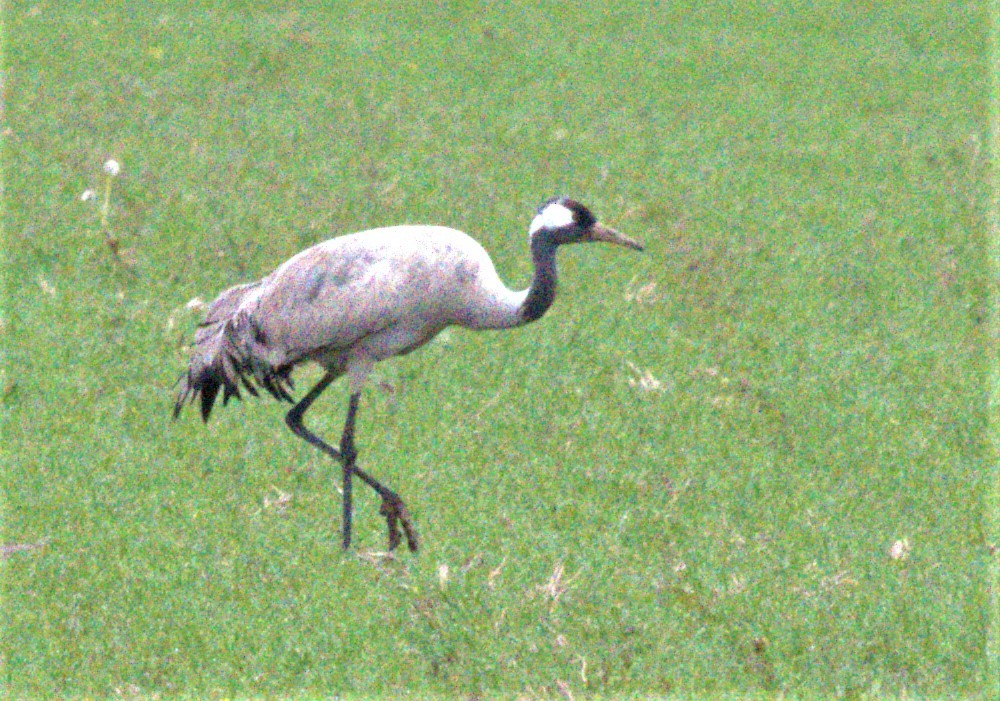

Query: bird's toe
379;496;418;553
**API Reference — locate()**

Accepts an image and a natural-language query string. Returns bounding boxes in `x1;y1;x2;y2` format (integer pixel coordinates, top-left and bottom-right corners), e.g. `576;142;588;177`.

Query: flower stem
99;173;121;260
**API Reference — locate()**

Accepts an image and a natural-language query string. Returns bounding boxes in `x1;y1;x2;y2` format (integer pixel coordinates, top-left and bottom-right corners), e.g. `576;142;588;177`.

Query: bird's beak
586;222;645;252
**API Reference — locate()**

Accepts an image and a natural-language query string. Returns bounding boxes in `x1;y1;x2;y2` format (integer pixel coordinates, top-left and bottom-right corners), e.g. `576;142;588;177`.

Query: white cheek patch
529;202;575;236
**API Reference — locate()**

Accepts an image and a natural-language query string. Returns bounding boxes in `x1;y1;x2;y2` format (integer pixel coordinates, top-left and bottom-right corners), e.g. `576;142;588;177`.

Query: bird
173;196;644;553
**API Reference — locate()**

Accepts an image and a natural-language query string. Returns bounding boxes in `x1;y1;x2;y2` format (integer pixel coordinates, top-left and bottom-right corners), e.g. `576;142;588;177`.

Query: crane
174;197;644;552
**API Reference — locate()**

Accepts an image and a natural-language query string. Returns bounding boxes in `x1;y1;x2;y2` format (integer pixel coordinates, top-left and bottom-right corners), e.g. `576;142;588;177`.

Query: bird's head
529;197;644;252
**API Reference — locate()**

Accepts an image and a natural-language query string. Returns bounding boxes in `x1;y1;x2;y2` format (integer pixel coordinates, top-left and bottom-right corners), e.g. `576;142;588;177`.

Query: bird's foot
379;495;419;553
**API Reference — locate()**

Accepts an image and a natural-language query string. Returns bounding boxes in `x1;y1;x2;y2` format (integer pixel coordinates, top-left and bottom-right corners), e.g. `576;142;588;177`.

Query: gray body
180;225;528;415
251;226;527;363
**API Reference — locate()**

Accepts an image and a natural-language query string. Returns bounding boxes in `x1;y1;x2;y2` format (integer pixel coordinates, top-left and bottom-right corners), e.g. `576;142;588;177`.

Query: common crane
174;197;644;552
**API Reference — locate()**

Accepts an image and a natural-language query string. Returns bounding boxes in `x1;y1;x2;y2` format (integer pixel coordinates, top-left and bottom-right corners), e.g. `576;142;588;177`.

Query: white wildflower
37;275;56;297
889;538;911;561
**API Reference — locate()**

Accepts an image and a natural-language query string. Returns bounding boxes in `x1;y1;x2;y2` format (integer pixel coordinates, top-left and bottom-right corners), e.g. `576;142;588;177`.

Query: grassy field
2;1;994;698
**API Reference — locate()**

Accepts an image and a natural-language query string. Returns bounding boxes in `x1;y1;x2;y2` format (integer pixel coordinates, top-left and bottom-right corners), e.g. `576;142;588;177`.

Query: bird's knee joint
340;442;357;465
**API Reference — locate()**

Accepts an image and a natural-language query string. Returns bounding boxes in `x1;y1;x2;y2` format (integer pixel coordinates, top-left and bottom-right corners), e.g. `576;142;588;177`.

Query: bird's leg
342;391;418;552
285;375;418;552
338;392;360;550
285;372;359;549
284;372;339;460
339;392;420;552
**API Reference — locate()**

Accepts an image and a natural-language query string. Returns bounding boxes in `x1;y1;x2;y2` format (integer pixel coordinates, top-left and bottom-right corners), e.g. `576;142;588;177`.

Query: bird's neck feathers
520;231;559;323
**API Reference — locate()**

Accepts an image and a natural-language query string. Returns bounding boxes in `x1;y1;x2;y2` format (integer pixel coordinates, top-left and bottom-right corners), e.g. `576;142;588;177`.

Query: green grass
2;0;994;698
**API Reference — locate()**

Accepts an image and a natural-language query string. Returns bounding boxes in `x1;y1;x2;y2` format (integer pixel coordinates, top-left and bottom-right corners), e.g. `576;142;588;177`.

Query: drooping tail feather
173;282;295;422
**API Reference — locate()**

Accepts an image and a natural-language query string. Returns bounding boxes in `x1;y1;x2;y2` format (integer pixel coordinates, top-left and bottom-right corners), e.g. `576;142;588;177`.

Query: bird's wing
238;234;417;366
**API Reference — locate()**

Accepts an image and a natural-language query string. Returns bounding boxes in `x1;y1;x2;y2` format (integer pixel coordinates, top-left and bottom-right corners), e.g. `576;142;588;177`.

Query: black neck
520;233;559;323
